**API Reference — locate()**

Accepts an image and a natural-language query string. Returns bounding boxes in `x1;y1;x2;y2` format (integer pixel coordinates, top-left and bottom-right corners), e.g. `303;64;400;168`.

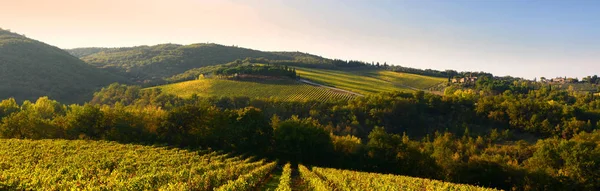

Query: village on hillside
450;75;599;85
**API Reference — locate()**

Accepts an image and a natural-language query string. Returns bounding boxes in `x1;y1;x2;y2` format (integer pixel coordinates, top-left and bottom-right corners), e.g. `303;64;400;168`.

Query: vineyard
295;67;447;95
0;139;502;190
297;165;502;191
151;78;356;102
0;139;275;190
149;66;448;102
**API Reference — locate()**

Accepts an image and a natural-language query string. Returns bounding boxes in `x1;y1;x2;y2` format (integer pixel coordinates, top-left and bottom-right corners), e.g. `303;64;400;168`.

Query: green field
0;139;500;191
151;78;357;102
295;67;447;95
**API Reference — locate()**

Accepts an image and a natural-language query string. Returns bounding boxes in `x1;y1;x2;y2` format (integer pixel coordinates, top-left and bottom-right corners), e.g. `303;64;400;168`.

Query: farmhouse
547;77;577;84
452;76;478;84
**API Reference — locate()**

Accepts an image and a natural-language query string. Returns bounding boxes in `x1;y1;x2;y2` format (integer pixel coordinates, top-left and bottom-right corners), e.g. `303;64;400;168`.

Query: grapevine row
186;160;267;190
298;164;333;191
0;139;273;190
312;167;502;191
284;83;357;102
275;163;292;191
215;161;277;191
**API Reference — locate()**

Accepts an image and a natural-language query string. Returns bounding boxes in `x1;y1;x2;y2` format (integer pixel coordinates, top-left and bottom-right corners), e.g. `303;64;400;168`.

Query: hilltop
65;47;112;57
0;29;127;103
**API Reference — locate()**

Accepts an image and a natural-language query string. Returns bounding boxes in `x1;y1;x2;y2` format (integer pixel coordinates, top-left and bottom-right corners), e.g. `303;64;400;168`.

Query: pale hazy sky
1;0;599;79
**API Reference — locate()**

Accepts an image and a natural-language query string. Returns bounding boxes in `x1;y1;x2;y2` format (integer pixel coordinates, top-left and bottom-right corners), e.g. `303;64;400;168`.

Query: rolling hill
151;62;447;101
64;38;450;102
0;29;127;103
295;67;448;95
72;44;331;84
150;77;357;102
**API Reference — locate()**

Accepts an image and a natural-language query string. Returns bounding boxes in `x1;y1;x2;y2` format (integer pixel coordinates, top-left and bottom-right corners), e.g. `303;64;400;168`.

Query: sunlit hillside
296;67;447;95
151;78;357;102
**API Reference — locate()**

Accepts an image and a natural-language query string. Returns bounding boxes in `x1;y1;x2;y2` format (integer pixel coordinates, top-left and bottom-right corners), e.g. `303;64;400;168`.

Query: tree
525;138;600;190
233;107;273;154
64;104;105;139
0;98;19;118
158;105;219;147
0;110;60;139
31;97;65;120
273;117;333;165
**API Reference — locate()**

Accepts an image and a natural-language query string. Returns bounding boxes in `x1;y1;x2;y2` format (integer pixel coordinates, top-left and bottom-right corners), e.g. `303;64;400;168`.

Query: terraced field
150;78;357;102
296;67;447;95
0;139;501;190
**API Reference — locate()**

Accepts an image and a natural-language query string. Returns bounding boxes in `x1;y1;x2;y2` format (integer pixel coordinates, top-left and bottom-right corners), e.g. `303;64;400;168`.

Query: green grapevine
275;163;292;191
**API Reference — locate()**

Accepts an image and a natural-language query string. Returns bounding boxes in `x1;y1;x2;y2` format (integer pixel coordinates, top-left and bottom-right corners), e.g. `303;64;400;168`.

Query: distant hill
269;51;330;64
69;43;356;85
74;44;307;84
0;29;127;103
65;47;112;58
68;42;449;94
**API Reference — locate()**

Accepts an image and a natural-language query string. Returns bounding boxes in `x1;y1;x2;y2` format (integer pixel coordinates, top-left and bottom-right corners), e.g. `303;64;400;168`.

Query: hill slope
154;62;446;101
296;67;447;95
151;78;357;102
0;29;126;103
76;44;301;84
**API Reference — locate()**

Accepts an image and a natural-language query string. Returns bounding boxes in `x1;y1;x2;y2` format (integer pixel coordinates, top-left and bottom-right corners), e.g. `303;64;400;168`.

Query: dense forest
2;78;599;190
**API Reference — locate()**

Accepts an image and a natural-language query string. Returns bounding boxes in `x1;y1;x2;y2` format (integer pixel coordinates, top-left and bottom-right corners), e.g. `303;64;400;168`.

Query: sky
1;0;599;79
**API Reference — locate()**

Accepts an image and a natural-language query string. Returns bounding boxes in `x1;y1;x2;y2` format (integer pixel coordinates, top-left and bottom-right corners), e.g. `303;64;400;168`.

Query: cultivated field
0;139;274;190
295;67;447;95
151;78;357;102
0;139;501;191
298;165;501;191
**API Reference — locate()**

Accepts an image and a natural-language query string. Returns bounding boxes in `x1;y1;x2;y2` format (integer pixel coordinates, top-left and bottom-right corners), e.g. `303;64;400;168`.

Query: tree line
213;62;296;79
